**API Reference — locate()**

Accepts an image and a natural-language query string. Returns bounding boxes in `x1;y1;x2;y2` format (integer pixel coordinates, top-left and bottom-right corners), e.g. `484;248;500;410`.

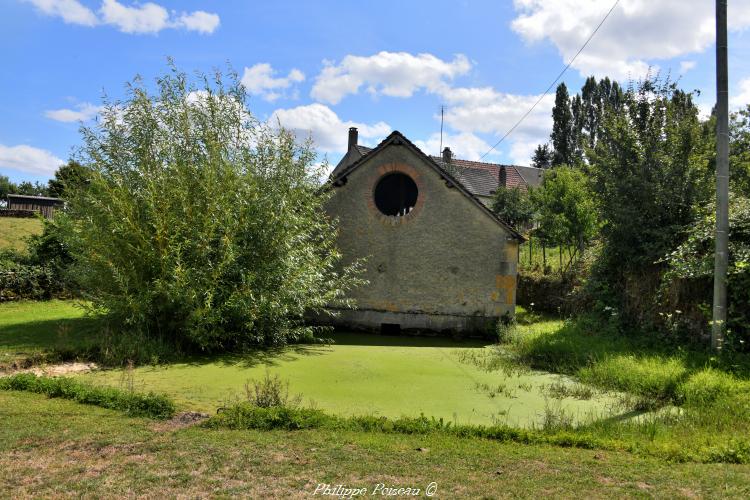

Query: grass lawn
2;390;749;498
0;217;43;253
0;300;97;368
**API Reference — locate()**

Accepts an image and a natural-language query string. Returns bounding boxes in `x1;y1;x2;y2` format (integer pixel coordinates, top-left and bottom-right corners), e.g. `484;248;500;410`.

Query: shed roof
8;194;64;203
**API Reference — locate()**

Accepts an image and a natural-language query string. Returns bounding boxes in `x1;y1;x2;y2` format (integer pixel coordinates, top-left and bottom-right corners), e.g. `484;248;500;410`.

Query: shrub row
0;373;175;419
0;209;37;218
0;261;65;301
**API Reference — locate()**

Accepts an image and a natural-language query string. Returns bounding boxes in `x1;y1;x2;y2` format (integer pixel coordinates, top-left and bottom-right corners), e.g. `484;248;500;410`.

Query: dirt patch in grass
23;362;98;376
150;411;210;432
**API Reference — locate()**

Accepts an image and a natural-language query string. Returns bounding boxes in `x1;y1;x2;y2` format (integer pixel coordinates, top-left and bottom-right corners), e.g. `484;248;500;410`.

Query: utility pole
712;0;729;351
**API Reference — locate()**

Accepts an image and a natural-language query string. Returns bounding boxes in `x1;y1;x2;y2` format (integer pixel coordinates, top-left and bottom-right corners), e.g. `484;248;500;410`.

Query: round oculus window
373;172;418;217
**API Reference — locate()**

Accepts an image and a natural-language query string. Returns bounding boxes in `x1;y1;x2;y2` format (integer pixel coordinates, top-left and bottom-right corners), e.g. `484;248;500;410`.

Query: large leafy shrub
661;196;750;350
490;186;534;230
531;166;598;271
56;67;361;352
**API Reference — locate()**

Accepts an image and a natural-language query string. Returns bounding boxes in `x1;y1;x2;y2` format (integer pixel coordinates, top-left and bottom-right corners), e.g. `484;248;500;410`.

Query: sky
2;0;750;184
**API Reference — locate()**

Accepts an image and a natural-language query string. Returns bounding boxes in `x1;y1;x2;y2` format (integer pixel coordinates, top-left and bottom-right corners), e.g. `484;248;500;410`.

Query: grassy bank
2;391;749;497
0;300;619;426
471;312;750;463
5;300;750;465
0;217;43;253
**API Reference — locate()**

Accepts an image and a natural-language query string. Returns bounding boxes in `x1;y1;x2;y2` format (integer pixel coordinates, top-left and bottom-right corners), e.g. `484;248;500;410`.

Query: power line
479;0;620;160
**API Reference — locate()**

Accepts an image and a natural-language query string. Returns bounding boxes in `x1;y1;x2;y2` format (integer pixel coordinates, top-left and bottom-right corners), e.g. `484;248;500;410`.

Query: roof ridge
427;155;535;170
327;131;525;241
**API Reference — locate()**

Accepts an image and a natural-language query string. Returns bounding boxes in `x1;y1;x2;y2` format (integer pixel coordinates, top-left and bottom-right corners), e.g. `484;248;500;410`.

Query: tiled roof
429;157;538;197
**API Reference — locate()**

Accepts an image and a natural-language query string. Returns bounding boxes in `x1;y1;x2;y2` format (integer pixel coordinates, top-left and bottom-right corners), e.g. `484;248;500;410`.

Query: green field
0;216;43;253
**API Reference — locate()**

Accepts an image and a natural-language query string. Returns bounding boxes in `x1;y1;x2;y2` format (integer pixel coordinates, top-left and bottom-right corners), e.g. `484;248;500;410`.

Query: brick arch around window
367;162;425;225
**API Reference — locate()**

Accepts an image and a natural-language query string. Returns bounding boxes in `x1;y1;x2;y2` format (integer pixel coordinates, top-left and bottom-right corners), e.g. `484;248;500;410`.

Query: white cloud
174;10;220;34
731;78;750;110
432;86;553;164
414;132;497;162
439;86;553;137
311;51;471;105
45;102;103;122
679;61;696;74
25;0;220;34
269;103;390;153
508;139;541;166
100;0;169;34
306;50;551;164
241;64;305;102
24;0;98;26
0;144;64;176
511;0;750;79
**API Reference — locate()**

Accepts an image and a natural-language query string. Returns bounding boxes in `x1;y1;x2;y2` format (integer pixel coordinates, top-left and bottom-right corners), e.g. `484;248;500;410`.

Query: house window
374;173;418;217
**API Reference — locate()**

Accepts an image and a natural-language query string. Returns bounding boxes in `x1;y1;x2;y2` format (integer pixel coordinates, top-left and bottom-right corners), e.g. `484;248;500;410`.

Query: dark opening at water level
380;323;402;335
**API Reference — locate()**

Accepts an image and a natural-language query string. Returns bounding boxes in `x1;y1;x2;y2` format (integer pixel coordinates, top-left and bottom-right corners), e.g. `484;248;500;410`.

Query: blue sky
2;0;750;184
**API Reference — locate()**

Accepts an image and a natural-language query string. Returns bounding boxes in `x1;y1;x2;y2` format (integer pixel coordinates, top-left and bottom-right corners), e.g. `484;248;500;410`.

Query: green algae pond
80;331;621;427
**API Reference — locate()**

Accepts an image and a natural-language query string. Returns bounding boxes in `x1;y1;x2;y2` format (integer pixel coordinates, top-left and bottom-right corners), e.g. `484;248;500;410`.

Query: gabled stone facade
320;130;524;335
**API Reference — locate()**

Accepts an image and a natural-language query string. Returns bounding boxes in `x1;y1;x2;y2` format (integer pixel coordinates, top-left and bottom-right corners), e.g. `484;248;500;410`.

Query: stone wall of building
323;142;519;334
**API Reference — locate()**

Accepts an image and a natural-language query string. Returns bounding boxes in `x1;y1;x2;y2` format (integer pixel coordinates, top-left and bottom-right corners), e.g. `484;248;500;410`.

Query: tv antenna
439;105;446;156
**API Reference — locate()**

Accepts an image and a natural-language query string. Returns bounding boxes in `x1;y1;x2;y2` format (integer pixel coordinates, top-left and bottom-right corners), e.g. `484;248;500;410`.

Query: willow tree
58;66;361;352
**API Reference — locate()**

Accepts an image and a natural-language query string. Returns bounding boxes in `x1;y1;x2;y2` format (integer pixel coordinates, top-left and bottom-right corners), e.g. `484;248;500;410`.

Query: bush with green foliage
585;78;713;325
46;160;90;199
531;166;598;272
490;186;534;230
0;258;60;301
661;196;750;349
0;373;175;419
0;219;75;301
730;104;750;197
56;66;361;353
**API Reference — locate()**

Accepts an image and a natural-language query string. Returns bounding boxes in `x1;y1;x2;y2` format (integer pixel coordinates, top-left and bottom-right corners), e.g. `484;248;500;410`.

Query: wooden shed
7;194;65;219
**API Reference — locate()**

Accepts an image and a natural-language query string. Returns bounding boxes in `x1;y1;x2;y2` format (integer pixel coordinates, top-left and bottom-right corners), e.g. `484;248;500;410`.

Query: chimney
348;127;358;152
499;165;507;188
442;147;452;165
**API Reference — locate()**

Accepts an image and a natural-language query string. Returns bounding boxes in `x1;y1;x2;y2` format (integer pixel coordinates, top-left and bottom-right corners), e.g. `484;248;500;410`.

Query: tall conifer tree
551;83;573;166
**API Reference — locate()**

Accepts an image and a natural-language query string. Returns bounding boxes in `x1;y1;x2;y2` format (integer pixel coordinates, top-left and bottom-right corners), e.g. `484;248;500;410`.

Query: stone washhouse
317;128;543;336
